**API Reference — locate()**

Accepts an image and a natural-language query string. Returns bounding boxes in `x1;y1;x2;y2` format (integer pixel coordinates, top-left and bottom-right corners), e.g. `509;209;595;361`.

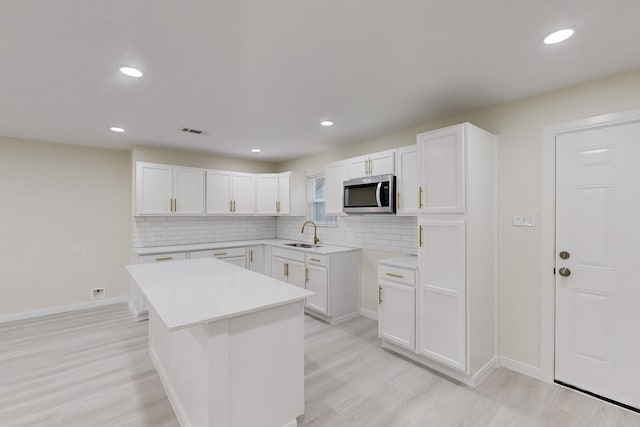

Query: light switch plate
512;212;537;227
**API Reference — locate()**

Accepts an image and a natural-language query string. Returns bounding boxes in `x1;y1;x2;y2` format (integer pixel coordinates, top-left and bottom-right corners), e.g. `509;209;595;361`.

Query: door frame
540;108;640;383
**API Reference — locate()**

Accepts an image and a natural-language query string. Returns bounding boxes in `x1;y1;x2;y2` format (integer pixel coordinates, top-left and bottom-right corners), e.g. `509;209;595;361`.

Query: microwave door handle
376;182;382;207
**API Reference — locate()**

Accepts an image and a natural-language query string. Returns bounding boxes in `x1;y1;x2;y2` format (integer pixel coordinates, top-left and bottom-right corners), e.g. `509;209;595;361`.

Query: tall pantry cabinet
412;123;497;385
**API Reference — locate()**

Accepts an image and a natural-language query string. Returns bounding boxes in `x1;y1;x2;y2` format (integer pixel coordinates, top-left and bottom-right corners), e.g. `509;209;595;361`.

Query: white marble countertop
133;239;361;256
378;255;417;269
126;258;314;331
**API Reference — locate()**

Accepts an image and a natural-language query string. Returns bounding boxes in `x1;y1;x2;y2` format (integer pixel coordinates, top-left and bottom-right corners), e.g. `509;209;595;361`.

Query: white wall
0;137;131;315
278;67;640;368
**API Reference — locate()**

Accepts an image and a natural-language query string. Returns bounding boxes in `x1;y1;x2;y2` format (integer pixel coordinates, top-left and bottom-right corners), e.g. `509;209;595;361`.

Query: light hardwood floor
1;304;638;427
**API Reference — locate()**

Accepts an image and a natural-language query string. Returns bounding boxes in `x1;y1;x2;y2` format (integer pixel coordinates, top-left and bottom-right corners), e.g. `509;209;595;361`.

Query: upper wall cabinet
396;145;418;216
256;172;306;216
205;170;256;215
325;160;347;216
417;125;466;214
135;162;205;216
347;149;396;179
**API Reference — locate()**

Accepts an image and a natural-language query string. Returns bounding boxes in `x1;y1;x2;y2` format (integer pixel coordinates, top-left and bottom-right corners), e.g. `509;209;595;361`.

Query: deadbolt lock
558;267;571;277
559;251;570;260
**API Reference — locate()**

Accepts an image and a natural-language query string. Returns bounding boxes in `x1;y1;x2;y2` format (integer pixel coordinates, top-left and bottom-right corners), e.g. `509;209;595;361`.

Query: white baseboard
498;356;546;382
0;296;128;323
360;307;378;321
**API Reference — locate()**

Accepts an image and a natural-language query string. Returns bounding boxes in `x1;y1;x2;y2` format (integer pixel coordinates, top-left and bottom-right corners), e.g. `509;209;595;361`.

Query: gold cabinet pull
419;225;424;247
309;258;321;262
378;286;382;304
418;187;423;209
233;200;236;212
397;192;401;209
155;257;173;261
305;268;309;282
214;252;228;257
385;272;404;278
250;250;253;263
174;198;177;212
230;200;233;212
284;262;289;277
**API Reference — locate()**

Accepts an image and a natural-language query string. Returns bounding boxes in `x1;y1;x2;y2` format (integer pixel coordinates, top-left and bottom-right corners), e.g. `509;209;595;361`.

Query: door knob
558;267;571;277
559;251;570;260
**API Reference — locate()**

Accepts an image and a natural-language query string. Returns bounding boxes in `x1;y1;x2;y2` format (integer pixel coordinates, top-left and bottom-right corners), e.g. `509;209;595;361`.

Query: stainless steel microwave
343;174;395;214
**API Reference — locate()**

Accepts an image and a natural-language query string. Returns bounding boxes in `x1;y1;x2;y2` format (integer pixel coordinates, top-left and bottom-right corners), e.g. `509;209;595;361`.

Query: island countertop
126;258;313;331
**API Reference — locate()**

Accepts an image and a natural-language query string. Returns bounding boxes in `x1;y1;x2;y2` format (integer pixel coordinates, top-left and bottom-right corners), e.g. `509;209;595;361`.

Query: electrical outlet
91;288;105;299
72;248;82;257
512;212;537;227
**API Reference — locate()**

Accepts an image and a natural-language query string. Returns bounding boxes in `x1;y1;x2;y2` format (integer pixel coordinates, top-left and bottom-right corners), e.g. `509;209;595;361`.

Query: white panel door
136;162;173;215
417;124;466;213
173;167;204;215
305;264;328;314
206;170;233;214
278;172;291;215
555;122;640;410
369;149;396;176
287;260;307;289
255;174;279;215
379;281;415;350
325;160;346;215
396;145;418;215
231;173;256;214
417;219;467;372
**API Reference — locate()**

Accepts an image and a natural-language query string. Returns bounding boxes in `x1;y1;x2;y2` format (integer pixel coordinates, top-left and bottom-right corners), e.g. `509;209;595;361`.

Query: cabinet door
325;160;346;215
255;174;279;215
232;173;256;214
173;167;205;215
379;281;415;350
417;219;467;372
417;124;466;213
369;149;396;176
206;170;233;214
287;259;306;289
396;146;418;216
248;246;264;274
277;172;291;215
306;264;328;314
271;256;288;282
347;155;368;179
135;162;173;215
137;252;188;263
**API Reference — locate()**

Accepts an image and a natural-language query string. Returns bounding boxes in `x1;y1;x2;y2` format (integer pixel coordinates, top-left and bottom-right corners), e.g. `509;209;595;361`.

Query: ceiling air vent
181;127;205;135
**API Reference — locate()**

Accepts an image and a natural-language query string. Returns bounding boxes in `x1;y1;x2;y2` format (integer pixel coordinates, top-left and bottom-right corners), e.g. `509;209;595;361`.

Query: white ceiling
2;0;639;161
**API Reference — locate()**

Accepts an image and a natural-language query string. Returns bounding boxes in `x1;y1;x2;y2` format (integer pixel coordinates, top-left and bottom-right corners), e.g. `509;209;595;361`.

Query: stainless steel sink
283;242;321;248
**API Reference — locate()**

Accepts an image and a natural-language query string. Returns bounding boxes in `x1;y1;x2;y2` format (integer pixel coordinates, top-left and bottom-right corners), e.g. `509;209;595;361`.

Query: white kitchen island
126;258;313;427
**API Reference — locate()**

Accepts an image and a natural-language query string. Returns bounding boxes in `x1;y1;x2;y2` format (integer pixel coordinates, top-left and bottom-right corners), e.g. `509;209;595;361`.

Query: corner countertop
378;255;417;270
126;258;313;331
132;239;361;256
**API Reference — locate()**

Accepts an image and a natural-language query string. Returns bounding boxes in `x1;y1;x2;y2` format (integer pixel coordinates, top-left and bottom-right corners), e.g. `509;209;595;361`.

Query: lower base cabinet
305;261;328;314
378;258;416;351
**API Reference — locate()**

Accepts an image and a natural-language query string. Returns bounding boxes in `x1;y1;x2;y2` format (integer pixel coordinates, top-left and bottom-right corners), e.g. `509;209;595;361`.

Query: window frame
308;174;338;227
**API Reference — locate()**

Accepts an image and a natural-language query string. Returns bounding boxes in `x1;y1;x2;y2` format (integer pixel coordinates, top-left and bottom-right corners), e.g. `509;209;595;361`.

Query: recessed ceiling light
251;148;261;153
119;66;143;77
543;29;574;45
321;121;334;127
110;127;125;133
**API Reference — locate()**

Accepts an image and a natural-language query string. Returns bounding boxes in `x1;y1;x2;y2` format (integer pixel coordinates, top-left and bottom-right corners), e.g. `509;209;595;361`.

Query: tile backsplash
132;216;277;248
132;215;417;254
276;215;418;255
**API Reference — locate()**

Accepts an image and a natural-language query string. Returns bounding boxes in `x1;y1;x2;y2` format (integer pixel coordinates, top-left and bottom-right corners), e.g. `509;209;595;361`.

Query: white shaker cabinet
324;160;347;216
304;256;329;315
247;245;264;274
378;258;417;351
135;162;205;216
256;172;306;216
395;145;418;216
189;247;248;268
346;149;396;179
271;248;306;289
206;170;256;215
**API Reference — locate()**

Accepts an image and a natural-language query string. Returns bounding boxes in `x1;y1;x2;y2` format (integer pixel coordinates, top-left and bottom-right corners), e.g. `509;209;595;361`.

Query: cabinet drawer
190;247;246;259
138;252;187;264
271;247;306;262
378;265;415;286
305;253;328;267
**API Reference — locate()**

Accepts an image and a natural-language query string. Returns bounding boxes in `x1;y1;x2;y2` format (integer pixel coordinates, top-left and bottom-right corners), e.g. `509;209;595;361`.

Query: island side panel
226;300;305;427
